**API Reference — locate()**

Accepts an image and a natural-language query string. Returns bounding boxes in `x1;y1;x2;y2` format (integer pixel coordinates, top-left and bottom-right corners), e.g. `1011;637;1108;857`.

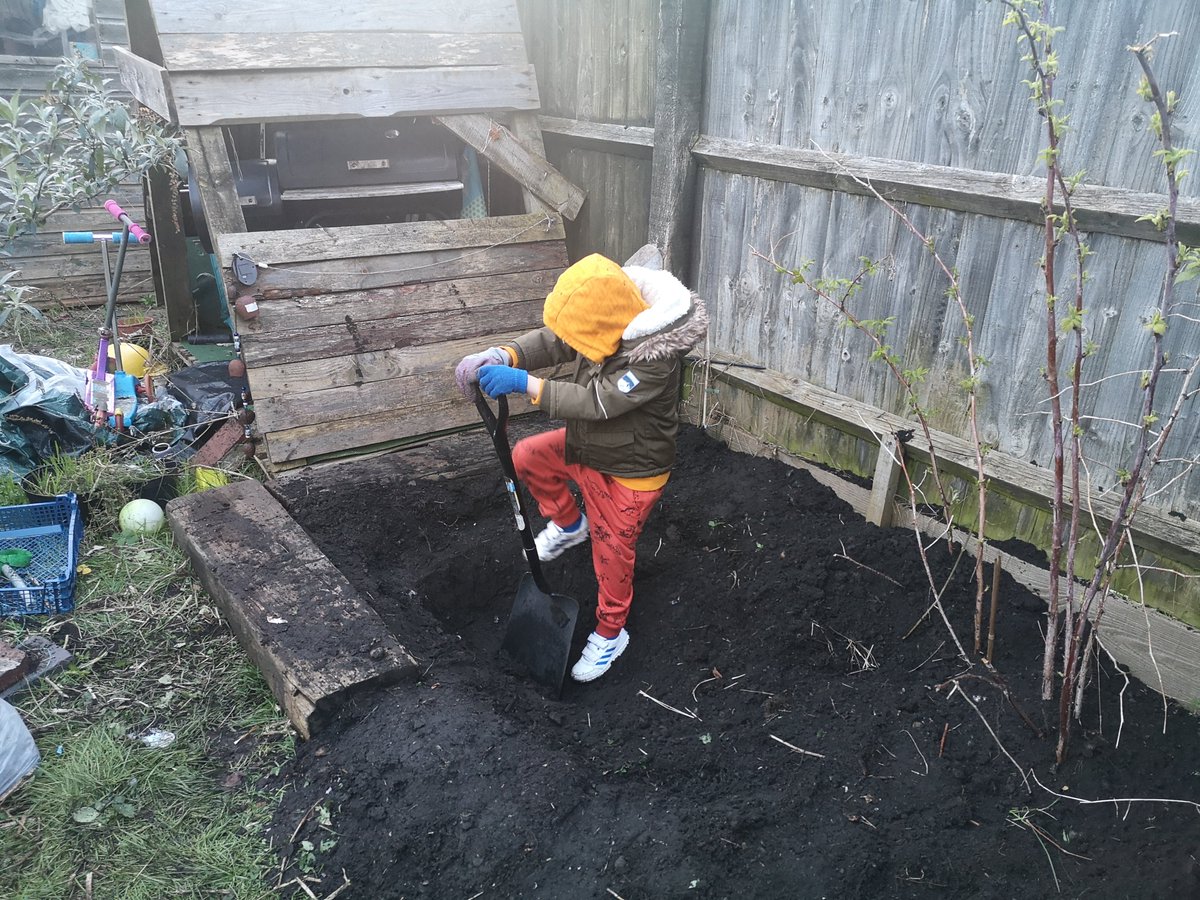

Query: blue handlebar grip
62;231;125;244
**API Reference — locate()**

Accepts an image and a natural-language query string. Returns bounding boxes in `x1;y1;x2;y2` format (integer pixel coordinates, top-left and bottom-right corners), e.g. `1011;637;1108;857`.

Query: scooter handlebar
103;200;152;244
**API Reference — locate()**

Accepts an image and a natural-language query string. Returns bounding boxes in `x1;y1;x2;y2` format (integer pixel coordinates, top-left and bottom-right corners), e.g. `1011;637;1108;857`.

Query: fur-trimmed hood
621;266;709;363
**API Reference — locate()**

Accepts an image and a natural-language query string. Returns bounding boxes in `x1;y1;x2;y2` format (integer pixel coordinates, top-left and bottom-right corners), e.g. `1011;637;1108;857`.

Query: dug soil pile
267;423;1200;899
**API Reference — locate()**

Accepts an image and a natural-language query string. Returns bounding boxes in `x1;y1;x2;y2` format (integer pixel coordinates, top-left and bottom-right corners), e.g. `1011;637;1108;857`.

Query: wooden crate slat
246;269;559;333
254;369;457;433
148;1;521;37
263;398;485;463
248;332;528;400
169;65;540;126
243;239;568;293
219;213;561;266
157;32;528;71
241;298;543;368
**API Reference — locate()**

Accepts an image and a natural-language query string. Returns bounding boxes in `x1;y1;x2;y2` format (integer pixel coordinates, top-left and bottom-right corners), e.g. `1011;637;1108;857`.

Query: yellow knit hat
543;254;647;363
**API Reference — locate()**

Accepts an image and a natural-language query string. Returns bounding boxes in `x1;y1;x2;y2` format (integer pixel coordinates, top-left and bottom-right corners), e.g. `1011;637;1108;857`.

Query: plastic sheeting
0;346;96;477
0;698;39;801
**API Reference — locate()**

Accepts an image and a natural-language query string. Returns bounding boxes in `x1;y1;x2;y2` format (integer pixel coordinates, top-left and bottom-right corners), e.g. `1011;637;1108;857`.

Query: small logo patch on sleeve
617;371;641;393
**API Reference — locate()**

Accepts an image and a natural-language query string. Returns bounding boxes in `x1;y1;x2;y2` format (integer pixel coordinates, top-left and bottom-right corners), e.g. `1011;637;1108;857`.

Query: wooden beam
166;480;419;739
143;166;194;341
437;114;586;220
147;0;521;34
111;46;176;120
537;115;656;158
702;360;1200;571
245;269;560;332
866;434;903;528
169;66;540;126
157;31;527;70
693;412;1200;706
692;136;1200;245
248;332;527;400
218;213;560;266
241;298;543;367
649;0;710;276
183;126;246;264
508;112;557;217
235;239;568;294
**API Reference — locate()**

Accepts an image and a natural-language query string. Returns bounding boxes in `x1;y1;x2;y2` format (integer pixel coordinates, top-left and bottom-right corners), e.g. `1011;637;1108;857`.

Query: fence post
649;0;710;278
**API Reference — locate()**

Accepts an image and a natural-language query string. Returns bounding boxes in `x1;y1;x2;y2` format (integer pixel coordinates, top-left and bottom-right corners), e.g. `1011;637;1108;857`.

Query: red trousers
512;428;662;638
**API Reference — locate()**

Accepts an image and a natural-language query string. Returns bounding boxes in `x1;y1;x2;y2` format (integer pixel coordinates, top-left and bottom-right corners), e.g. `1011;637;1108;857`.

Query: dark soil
268;424;1200;900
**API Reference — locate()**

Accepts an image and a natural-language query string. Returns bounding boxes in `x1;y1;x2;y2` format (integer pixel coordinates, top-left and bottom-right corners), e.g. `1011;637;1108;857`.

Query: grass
1;305;293;899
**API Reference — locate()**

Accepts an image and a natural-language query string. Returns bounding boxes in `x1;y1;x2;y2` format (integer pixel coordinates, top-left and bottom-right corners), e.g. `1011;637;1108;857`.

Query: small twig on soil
275;877;319;900
901;730;928;776
606;889;628;900
947;683;1031;793
320;872;352;900
769;734;826;759
938;722;949;758
834;541;904;586
638;689;701;720
1028;769;1200;812
692;668;723;703
907;641;946;674
289;796;325;844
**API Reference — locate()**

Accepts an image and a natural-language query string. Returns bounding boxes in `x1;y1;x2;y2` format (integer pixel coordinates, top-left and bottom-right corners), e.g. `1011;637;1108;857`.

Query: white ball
120;498;165;534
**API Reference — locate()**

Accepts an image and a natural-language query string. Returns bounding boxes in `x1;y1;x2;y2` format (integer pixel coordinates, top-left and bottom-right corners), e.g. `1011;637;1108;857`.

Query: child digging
455;253;708;682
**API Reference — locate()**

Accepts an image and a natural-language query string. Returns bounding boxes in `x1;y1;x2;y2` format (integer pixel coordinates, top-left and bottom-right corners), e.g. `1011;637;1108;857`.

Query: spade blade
501;572;579;694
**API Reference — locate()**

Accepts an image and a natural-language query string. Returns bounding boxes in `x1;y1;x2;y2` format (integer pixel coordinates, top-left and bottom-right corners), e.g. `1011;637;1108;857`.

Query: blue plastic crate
0;494;84;616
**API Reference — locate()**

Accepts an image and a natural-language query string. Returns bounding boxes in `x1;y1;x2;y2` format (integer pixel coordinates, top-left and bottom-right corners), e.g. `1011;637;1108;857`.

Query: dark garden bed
266;423;1200;899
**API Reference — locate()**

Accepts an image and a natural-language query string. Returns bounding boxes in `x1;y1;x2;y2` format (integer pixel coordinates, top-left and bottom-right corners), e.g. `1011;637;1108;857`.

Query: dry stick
986;557;1002;663
1095;632;1130;749
606;889;629;900
638;689;701;721
938;722;949;758
946;671;1044;738
1028;769;1200;813
1123;536;1168;733
769;734;826;759
834;540;903;587
901;730;929;776
947;682;1031;793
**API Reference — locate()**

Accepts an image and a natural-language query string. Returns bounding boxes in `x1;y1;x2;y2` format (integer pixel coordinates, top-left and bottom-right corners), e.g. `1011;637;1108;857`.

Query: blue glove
478;365;529;398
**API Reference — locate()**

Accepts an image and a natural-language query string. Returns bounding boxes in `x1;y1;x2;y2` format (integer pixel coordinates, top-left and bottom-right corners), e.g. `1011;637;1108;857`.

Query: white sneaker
570;629;629;682
534;514;589;562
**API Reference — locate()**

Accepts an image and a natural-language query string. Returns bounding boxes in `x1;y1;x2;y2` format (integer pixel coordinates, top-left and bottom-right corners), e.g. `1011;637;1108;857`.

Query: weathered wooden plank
866;434;903;528
648;0;709;276
242;298;544;367
247;269;560;333
254;369;456;433
144;167;194;340
219;213;561;266
692;136;1200;244
166;480;419;739
112;46;175;119
248;332;528;399
693;411;1200;705
2;253;153;282
169;66;540;126
538;115;655;158
148;0;521;35
241;239;568;293
183;126;247;264
508;112;558;216
157;31;528;70
437;114;586;219
264;398;484;463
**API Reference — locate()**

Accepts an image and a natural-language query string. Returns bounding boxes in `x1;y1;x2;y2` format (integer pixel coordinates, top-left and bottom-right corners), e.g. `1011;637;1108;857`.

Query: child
455;253;708;682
